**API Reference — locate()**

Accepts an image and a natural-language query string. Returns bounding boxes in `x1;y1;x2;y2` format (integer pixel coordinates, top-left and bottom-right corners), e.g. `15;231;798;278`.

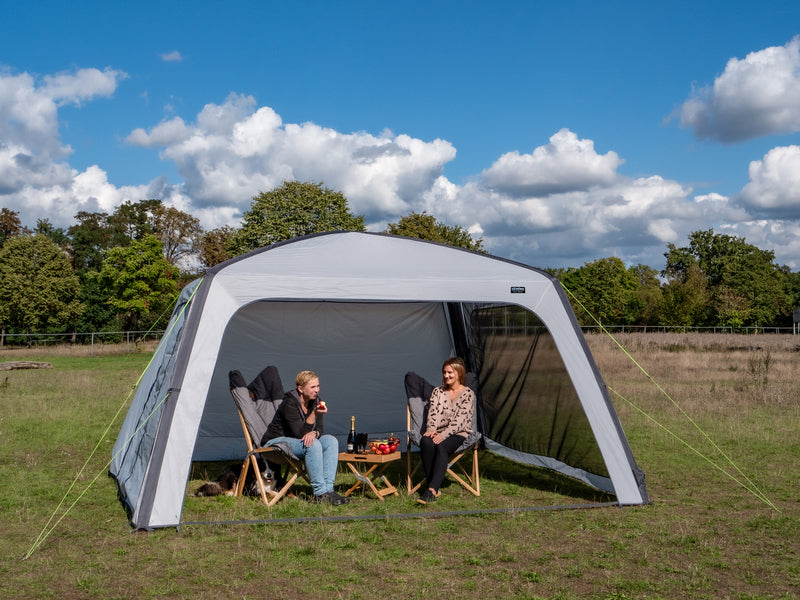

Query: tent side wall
464;284;648;504
130;274;225;529
109;279;201;522
518;281;646;504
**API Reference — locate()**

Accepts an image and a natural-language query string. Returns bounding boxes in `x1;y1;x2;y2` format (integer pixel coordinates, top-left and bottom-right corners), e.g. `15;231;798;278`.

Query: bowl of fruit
369;435;400;455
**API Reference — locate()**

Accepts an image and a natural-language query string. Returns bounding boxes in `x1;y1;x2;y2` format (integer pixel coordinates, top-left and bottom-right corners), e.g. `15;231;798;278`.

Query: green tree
383;211;484;252
716;249;790;327
68;211;113;273
0;208;28;247
664;229;790;327
198;225;235;268
66;211;119;332
107;199;161;246
0;234;83;334
71;201;202;269
658;263;711;326
150;204;203;266
229;181;366;254
778;266;800;327
559;257;638;326
629;264;663;325
90;235;179;331
34;218;70;248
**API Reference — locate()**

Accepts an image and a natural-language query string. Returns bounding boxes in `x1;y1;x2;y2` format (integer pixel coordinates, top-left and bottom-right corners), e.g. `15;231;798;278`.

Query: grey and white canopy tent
110;231;648;530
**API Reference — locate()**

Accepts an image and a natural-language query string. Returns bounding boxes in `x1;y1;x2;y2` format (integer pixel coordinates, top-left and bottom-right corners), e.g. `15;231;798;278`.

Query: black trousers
419;433;466;492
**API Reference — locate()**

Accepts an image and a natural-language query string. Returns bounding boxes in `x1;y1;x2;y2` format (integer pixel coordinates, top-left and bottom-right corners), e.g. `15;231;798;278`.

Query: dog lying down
195;465;276;498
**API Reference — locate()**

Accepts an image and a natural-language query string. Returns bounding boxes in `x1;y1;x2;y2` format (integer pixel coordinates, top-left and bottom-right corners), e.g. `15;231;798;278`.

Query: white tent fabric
110;232;648;529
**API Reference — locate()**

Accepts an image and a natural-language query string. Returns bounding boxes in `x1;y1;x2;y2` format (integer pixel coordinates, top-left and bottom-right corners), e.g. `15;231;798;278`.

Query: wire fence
476;305;800;336
579;325;799;335
0;331;166;355
1;322;798;355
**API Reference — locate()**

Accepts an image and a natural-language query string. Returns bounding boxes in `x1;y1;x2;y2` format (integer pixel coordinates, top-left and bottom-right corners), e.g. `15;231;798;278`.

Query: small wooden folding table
338;451;401;500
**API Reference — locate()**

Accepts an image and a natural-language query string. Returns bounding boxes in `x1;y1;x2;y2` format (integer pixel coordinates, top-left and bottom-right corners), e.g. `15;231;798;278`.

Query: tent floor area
182;451;617;525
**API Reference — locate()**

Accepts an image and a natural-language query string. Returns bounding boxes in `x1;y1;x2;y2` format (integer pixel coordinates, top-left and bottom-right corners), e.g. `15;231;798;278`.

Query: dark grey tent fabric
469;304;609;478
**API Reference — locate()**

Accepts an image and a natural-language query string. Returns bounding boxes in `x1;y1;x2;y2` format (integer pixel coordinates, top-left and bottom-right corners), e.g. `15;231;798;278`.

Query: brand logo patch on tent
510;286;526;293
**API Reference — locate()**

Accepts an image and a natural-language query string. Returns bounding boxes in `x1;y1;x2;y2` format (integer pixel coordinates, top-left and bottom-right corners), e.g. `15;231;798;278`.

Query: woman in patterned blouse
416;357;475;505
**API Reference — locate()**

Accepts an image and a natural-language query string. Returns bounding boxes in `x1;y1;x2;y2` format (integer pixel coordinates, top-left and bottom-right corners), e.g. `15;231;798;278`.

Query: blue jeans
267;434;339;496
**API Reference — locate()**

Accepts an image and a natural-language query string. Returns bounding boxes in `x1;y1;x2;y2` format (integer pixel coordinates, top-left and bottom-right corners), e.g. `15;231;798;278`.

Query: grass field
1;333;798;599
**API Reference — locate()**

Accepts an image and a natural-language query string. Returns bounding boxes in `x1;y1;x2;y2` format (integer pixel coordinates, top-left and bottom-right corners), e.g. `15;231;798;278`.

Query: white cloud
694;192;729;203
738;145;800;216
160;51;183;62
0;67;125;160
42;67;125;105
2;162;149;226
472;175;705;267
481;128;622;195
675;36;800;142
127;117;192;147
125;93;456;218
7;63;800;270
414;129;767;268
0;66;133;226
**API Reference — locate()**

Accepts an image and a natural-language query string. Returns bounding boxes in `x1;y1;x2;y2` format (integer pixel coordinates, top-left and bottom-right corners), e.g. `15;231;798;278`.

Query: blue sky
2;1;800;269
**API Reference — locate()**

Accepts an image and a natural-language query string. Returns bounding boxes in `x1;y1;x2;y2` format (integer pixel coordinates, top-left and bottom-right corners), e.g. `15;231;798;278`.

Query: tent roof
206;231;556;305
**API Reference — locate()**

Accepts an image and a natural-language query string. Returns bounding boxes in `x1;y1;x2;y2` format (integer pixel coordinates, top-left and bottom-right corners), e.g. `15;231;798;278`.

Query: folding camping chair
405;371;481;496
229;368;309;506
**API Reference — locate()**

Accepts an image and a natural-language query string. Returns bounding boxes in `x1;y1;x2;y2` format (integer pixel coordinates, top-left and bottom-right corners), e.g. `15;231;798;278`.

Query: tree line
0;181;482;338
1;180;797;338
553;230;799;329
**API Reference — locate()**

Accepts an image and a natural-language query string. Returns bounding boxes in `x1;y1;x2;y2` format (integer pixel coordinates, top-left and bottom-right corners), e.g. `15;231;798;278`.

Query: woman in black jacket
261;370;348;506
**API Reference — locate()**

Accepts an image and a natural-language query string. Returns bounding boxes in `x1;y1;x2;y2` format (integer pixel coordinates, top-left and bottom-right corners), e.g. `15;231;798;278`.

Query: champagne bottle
346;415;356;453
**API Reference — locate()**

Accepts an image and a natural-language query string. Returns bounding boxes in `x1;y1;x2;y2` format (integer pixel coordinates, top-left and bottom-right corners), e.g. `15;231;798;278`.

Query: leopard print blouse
425;386;475;440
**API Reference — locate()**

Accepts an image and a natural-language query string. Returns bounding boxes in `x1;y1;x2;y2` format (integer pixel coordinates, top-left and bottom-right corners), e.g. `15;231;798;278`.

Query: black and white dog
195;465;275;497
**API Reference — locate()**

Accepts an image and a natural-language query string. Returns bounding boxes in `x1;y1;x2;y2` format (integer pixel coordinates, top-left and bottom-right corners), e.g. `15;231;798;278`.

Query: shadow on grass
185;448;617;523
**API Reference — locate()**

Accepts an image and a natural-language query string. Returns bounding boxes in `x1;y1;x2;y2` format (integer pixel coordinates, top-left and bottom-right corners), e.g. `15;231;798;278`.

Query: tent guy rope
559;281;779;512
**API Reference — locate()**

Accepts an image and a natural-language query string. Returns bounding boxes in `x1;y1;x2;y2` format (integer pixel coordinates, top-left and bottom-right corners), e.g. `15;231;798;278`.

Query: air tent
111;231;648;529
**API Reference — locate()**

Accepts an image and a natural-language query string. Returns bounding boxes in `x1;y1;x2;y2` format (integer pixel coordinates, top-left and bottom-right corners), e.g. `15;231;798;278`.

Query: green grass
1;336;799;599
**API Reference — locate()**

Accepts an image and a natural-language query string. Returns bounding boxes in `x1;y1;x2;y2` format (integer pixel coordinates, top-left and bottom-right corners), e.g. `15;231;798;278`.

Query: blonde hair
441;357;466;388
295;370;319;388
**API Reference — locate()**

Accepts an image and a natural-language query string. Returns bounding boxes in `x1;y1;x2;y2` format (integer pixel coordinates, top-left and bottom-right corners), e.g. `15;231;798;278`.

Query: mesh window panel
469;304;609;478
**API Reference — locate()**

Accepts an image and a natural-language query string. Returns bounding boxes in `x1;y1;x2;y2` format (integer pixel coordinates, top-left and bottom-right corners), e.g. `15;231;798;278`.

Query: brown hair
295;370;319;388
441;357;466;388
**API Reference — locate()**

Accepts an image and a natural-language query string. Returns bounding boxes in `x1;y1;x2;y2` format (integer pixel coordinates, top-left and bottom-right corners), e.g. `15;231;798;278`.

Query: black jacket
261;389;324;446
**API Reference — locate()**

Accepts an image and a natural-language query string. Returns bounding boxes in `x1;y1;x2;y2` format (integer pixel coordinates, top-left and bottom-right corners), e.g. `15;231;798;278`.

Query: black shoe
311;492;333;505
416;489;437;505
313;491;348;506
331;491;350;504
